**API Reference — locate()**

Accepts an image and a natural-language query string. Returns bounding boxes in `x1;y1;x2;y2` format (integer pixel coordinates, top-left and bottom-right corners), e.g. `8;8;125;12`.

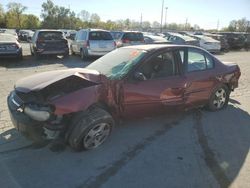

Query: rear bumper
207;48;221;53
36;48;69;55
87;49;113;56
0;49;22;57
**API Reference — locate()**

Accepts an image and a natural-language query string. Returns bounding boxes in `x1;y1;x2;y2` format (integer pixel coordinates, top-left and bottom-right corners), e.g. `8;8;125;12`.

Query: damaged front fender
49;84;104;115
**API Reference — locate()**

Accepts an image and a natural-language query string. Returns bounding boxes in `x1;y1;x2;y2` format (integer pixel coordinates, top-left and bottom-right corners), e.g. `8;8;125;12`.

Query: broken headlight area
23;104;54;122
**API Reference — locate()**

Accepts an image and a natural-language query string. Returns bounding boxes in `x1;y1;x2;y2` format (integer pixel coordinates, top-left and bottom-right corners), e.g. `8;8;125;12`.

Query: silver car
0;33;22;60
71;29;116;59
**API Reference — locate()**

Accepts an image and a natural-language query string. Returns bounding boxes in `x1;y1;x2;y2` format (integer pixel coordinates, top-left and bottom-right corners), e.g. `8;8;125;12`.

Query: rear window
122;32;144;41
89;31;113;40
110;32;123;40
38;31;64;40
0;34;16;41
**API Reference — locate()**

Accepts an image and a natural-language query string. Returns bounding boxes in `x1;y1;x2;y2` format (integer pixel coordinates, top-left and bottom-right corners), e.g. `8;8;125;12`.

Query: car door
183;47;218;108
71;31;79;53
121;49;187;118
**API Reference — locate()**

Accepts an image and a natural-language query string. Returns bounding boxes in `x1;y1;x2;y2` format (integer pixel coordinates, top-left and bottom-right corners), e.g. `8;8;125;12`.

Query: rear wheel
63;51;69;58
34;51;41;60
68;108;114;151
16;53;23;61
70;45;75;55
207;85;230;111
80;48;88;60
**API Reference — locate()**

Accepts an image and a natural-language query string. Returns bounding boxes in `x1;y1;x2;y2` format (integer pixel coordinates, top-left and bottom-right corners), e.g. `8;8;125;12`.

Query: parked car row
1;28;249;60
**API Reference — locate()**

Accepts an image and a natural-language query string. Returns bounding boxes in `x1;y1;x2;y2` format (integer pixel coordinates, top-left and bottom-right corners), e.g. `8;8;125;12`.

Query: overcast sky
1;0;250;29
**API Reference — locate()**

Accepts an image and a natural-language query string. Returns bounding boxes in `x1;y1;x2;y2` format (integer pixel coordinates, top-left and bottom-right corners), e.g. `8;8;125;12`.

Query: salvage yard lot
0;43;250;188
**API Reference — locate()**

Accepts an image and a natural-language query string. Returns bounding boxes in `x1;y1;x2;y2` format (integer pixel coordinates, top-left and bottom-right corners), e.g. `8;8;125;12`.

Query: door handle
184;82;191;88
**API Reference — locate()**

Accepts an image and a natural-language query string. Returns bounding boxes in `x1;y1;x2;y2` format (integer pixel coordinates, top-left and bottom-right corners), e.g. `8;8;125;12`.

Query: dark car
219;32;245;49
30;30;69;58
0;33;22;60
110;31;123;41
244;33;250;50
18;30;34;42
7;45;240;150
116;31;145;47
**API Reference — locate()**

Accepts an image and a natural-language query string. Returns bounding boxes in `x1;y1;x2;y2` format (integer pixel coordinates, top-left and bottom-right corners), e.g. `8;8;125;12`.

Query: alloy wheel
83;123;111;149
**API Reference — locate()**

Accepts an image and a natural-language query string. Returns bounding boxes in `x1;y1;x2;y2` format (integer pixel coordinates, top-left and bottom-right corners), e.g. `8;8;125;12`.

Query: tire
207;84;230;111
68;108;114;151
80;48;88;60
63;51;69;58
70;46;75;55
34;51;41;60
16;53;23;61
30;45;34;56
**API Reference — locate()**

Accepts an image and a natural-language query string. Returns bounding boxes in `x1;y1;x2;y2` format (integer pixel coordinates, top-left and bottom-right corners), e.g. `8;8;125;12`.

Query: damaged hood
15;68;103;93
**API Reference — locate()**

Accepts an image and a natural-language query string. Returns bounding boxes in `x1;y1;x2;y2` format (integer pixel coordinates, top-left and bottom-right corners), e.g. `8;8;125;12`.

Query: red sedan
8;45;241;150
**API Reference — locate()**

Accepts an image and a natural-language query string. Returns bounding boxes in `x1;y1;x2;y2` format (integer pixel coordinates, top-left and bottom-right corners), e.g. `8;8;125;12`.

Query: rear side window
80;31;87;40
89;31;113;40
38;32;63;40
122;33;143;41
187;49;214;72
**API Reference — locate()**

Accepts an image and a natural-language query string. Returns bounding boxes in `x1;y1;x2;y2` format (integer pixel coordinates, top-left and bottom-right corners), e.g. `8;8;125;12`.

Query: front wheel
68;108;114;151
207;85;230;111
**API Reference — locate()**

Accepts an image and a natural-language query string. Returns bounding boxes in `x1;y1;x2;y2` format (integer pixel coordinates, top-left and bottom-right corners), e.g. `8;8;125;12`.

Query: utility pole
68;5;71;29
160;0;164;33
140;13;143;31
217;19;220;31
185;18;188;30
165;7;168;30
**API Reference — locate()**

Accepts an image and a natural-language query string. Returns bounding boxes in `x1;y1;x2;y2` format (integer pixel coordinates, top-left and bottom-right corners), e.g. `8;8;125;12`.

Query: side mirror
134;72;146;81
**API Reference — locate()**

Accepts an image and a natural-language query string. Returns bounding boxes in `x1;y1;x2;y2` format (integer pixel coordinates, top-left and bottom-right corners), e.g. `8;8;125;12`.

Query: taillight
122;39;130;43
14;42;20;49
141;39;145;43
84;40;90;47
38;38;44;43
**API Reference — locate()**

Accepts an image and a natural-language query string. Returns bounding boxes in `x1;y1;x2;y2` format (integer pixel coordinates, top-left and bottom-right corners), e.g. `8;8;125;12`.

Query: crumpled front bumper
7;92;45;141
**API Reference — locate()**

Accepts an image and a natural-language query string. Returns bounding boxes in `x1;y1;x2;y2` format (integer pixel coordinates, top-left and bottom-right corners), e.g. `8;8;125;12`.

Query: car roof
194;35;219;42
37;29;63;33
168;32;196;41
0;33;17;41
122;44;202;51
79;29;110;32
122;31;143;33
144;35;169;41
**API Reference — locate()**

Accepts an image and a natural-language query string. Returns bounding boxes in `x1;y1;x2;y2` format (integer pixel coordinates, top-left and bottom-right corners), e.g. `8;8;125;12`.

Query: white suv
71;29;116;59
